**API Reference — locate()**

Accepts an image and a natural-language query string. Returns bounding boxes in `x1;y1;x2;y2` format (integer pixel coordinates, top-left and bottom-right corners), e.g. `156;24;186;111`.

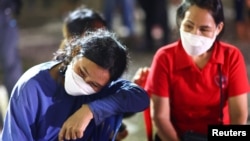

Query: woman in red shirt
134;0;250;140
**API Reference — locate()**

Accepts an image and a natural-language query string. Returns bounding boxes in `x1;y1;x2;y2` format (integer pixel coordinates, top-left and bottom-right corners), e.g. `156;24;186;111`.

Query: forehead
183;5;215;26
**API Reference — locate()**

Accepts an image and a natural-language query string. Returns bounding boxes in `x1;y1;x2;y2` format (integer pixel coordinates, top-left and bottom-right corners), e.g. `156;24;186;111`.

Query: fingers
132;67;150;87
58;126;83;141
76;130;83;139
66;127;78;140
58;127;66;141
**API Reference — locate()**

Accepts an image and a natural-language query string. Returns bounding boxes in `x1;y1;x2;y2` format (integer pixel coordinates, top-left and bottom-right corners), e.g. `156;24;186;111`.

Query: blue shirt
0;61;149;141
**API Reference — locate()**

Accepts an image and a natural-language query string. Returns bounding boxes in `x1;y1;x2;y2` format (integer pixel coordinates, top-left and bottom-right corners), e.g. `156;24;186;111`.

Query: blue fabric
103;0;135;35
0;9;23;98
0;61;149;141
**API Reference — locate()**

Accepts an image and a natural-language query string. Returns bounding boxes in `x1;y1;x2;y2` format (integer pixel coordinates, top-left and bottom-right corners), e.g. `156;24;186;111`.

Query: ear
216;22;224;36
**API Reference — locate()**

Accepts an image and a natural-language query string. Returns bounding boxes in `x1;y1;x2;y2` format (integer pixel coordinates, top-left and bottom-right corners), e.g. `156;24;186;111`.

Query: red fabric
145;40;250;136
144;107;153;141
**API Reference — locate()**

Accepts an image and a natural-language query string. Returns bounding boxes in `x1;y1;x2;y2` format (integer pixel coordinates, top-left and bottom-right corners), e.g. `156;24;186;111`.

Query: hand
58;104;93;141
132;67;149;88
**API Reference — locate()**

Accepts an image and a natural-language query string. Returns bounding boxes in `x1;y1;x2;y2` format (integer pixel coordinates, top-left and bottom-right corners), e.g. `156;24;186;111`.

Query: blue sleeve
88;79;150;125
0;80;39;141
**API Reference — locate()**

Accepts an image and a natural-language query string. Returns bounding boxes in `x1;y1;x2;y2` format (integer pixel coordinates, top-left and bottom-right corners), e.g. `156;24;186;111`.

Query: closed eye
79;67;103;90
184;24;193;31
200;27;211;32
78;69;86;80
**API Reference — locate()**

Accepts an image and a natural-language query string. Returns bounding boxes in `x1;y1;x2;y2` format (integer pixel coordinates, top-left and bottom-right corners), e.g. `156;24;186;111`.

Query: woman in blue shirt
0;29;149;141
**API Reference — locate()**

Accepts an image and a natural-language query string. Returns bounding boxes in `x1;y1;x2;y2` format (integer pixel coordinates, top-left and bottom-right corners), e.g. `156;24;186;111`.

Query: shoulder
108;79;132;88
157;41;179;53
216;41;246;62
12;61;59;97
104;78;142;92
18;61;58;82
151;41;183;67
217;41;243;54
154;41;180;59
215;41;246;67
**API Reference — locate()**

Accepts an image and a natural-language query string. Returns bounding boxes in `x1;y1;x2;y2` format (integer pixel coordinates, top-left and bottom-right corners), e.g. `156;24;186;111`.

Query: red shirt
145;40;249;136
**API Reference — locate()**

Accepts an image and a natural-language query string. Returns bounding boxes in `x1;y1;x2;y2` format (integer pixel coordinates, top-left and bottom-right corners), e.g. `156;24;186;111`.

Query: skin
72;57;110;92
49;57;111;141
134;5;248;141
132;67;149;88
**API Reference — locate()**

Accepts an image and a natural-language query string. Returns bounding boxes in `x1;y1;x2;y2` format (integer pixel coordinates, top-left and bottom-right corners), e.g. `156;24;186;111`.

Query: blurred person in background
59;6;107;50
233;0;250;41
103;0;136;39
0;0;23;98
234;0;248;41
0;0;23;131
136;0;181;52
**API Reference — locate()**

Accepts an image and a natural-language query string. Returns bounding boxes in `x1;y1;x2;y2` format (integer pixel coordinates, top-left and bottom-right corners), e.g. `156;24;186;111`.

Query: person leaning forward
0;29;150;141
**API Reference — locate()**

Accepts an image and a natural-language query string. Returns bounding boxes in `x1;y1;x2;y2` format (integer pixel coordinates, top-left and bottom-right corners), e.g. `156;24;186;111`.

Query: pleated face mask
180;30;216;56
64;63;96;96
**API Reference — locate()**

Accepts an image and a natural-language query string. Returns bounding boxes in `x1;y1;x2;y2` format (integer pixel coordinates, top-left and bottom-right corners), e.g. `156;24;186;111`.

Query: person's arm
58;79;150;140
0;81;39;141
89;79;149;123
226;48;249;124
152;94;181;141
228;93;248;124
58;104;93;141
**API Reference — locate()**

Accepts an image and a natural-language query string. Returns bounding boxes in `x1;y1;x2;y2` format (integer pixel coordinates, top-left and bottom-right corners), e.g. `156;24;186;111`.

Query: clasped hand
58;104;93;141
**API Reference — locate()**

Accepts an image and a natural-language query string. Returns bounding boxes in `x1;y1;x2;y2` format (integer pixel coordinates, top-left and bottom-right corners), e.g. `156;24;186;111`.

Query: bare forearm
154;118;180;141
230;112;248;124
229;94;249;124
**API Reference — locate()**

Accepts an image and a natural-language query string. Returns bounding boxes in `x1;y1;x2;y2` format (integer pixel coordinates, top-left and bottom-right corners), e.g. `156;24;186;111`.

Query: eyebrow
185;20;212;29
81;67;104;88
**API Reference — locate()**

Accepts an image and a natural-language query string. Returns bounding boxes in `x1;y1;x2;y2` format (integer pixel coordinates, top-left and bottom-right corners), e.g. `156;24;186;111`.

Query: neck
191;51;212;69
49;63;65;85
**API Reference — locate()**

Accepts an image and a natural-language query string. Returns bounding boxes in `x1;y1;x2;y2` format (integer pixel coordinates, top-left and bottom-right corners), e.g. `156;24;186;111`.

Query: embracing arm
58;79;150;140
152;94;181;141
228;93;248;124
89;79;150;124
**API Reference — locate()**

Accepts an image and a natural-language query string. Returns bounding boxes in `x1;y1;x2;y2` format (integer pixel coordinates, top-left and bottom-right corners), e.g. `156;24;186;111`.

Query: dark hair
176;0;225;39
63;6;107;37
55;29;128;82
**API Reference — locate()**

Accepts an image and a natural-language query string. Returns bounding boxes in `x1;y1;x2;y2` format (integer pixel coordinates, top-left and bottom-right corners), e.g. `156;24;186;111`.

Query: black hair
63;6;107;37
54;29;129;82
176;0;225;39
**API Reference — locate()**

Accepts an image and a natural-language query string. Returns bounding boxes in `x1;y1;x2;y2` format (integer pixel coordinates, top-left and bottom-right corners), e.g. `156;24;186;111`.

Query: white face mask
64;63;96;96
180;30;216;56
